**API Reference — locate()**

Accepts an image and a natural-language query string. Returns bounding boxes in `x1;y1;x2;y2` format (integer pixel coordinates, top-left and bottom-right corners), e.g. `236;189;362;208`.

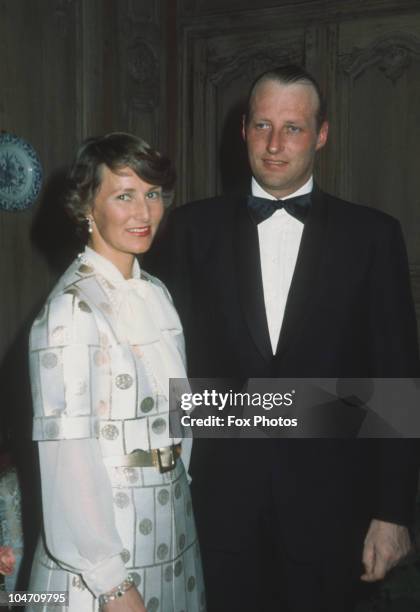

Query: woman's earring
86;217;93;234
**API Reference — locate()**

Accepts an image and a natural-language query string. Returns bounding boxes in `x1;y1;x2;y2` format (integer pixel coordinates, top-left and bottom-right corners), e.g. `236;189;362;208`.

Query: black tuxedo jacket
145;187;420;560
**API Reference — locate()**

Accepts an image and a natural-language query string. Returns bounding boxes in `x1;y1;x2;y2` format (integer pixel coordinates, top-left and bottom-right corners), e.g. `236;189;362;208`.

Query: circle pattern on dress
64;287;79;297
157;489;170;505
178;534;186;550
187;576;196;592
130;572;141;587
114;492;130;509
115;374;133;390
174;560;183;576
124;468;139;483
174;482;182;499
78;301;92;313
78;264;94;274
41;352;58;369
101;424;119;440
157;543;169;560
51;326;67;343
164;565;173;582
72;576;86;591
97;400;109;416
141;397;154;413
121;548;131;563
139;518;153;535
45;421;60;439
146;597;159;612
94;350;107;367
151;418;166;435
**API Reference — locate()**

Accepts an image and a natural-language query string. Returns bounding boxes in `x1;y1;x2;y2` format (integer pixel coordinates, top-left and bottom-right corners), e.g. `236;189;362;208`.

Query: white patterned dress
27;247;205;612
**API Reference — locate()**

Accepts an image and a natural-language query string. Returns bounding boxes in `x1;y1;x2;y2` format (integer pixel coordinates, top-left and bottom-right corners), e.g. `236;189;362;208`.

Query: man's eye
287;125;301;133
255;122;270;129
117;193;131;201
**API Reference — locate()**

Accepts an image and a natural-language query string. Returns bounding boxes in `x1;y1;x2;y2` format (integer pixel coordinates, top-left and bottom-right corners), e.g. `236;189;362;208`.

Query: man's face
242;80;328;198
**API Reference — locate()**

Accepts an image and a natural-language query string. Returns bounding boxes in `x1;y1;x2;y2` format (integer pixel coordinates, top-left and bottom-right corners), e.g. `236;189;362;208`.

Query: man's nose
267;129;285;154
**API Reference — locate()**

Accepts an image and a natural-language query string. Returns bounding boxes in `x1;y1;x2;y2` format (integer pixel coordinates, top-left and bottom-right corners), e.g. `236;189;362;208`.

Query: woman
28;133;205;611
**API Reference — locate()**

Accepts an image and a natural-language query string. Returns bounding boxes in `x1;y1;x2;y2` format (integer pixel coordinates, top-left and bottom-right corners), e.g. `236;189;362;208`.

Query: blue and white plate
0;133;43;211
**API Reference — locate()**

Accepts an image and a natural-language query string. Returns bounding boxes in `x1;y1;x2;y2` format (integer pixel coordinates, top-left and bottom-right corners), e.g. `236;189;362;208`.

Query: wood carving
207;48;300;86
128;40;159;111
340;33;420;83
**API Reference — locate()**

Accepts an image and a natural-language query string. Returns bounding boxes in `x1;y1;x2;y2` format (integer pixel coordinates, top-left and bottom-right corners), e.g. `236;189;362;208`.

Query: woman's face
88;165;164;270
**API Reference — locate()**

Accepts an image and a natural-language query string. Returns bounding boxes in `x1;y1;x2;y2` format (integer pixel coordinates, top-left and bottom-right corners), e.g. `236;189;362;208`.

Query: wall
0;0;169;414
0;0;169;585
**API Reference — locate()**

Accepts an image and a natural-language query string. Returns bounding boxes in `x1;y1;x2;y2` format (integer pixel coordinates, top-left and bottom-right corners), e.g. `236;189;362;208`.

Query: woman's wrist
98;574;135;608
82;553;128;597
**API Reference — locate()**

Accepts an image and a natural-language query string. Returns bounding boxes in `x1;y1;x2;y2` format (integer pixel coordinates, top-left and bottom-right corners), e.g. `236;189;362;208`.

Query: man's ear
241;115;247;142
315;120;329;151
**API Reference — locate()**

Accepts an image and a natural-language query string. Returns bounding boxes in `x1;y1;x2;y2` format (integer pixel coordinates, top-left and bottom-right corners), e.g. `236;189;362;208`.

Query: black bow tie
247;193;312;224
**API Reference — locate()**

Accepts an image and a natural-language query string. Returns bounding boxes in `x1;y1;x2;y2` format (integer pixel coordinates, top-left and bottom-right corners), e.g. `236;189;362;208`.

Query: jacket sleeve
369;219;420;526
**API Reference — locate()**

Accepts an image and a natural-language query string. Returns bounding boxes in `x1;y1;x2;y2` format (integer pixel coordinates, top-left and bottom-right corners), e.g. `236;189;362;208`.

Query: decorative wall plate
0;133;43;211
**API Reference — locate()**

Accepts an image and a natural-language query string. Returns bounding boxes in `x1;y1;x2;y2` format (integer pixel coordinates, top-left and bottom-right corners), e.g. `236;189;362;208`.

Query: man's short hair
244;64;327;132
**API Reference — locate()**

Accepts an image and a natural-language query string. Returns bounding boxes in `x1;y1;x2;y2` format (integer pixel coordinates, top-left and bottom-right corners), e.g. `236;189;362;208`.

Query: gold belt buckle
155;446;176;473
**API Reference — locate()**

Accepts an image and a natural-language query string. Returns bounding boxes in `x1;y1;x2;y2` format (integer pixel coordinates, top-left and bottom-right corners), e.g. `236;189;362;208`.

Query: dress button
141;397;154;413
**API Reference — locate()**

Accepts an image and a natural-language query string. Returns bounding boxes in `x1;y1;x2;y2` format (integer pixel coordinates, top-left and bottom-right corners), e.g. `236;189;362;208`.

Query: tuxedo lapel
275;186;329;358
234;199;273;362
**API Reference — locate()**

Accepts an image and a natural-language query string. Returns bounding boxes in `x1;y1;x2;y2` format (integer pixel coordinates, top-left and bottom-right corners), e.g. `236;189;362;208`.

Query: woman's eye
117;193;131;201
146;191;161;200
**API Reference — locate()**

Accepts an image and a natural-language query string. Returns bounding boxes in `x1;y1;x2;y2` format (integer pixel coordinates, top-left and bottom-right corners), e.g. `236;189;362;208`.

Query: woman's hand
101;587;146;612
0;546;15;575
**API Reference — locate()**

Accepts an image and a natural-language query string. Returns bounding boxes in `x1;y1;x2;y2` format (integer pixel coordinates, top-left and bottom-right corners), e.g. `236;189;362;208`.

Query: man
146;65;420;611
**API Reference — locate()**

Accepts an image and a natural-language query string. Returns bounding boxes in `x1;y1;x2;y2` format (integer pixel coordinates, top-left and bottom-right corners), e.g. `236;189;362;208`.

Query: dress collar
82;246;141;285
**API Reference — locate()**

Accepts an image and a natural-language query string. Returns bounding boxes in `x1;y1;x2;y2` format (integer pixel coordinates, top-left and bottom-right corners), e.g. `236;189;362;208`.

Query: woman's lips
126;227;151;237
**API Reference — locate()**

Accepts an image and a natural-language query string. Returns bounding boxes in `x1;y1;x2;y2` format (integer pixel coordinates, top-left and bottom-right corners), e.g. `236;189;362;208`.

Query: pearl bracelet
98;574;135;607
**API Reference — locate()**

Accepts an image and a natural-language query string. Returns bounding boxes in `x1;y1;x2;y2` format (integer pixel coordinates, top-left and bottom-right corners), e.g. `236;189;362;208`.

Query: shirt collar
251;175;313;201
83;246;141;284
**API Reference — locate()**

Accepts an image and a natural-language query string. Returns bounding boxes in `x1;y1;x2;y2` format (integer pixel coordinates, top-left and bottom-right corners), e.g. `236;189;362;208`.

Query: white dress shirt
252;176;313;353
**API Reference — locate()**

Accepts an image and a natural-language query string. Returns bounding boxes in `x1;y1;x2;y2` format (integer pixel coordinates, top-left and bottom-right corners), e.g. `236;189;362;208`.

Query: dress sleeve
29;291;103;441
30;290;128;595
38;438;128;596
